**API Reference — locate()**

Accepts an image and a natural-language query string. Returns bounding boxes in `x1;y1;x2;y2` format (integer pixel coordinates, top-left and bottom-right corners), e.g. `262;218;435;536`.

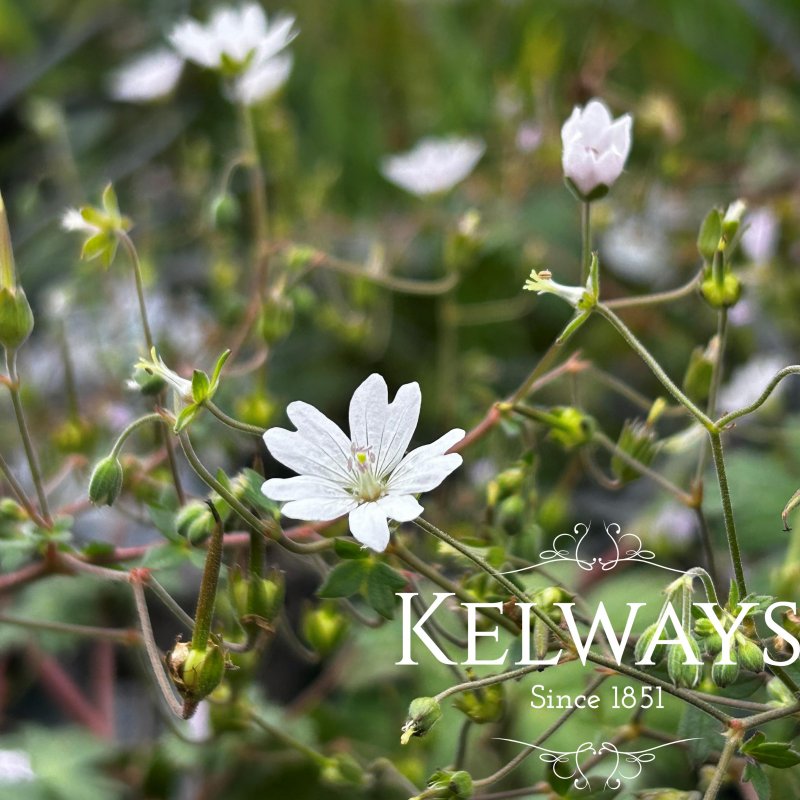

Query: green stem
581;201;591;284
0;451;49;528
249;709;327;765
205;400;265;435
716;365;800;428
596;304;714;429
191;503;224;651
0;613;138;644
604;272;702;309
110;413;166;457
702;731;741;800
5;350;51;523
709;431;747;598
435;664;548;703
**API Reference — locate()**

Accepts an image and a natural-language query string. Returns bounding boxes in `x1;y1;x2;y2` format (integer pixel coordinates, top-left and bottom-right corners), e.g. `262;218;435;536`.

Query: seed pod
635;623;666;665
88;455;124;506
737;637;765;673
401;697;443;744
711;652;739;688
667;639;702;688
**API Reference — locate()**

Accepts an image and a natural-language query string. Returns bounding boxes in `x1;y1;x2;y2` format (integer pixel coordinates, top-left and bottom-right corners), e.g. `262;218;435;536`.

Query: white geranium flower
262;374;464;551
168;3;296;106
109;48;184;103
741;207;779;264
135;349;194;403
0;750;34;784
380;136;485;197
718;354;788;411
561;98;632;198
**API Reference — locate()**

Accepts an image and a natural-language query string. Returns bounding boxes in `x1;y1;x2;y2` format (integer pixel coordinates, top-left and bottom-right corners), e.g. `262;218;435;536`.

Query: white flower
561;98;632;197
741;207;779;264
380;136;485;197
136;349;194;403
262;374;464;551
718;354;788;411
168;4;296;106
109;48;184;103
523;269;592;308
0;750;34;784
515;120;542;154
61;208;97;234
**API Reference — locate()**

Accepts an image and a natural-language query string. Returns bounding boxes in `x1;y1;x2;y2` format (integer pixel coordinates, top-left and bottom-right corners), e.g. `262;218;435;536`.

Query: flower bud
766;676;795;707
320;754;365;788
682;338;718;404
412;769;473;800
496;495;526;536
548;407;595;449
401;697;442;745
700;273;742;309
736;637;765;673
88;455;124;506
129;365;168;396
611;419;658;484
0;498;26;522
301;604;348;658
210;192;240;228
258;294;294;344
176;500;216;542
722;199;746;241
453;682;505;724
230;568;285;627
635;623;666;665
495;466;526;498
167;640;226;714
0;286;33;352
667;640;702;688
711;652;739;688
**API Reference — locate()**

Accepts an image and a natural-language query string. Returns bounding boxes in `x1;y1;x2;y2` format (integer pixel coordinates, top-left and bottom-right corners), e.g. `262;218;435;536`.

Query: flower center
347;444;385;502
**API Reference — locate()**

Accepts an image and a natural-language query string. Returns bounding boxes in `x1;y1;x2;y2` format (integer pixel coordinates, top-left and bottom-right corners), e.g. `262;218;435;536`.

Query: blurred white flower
168;3;297;106
515;120;542;154
601;216;670;286
380;136;485;197
741;207;779;264
561;98;632;198
0;750;34;784
136;349;194;404
60;208;97;234
109;48;184;103
262;373;464;551
652;504;696;545
718;354;788;412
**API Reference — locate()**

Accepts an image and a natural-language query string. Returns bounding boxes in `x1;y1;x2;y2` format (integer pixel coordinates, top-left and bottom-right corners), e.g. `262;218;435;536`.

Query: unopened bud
700;273;741;309
736;637;765;673
766;676;795;707
453;682;505;724
176;500;216;542
496;495;526;536
320;754;365;788
88;455;124;506
611;419;658;484
0;286;33;352
401;697;442;745
210;193;240;228
258;294;294;344
667;639;702;688
495;466;526;497
635;623;666;665
412;769;473;800
302;604;348;657
711;652;739;688
167;640;226;715
548;407;595;449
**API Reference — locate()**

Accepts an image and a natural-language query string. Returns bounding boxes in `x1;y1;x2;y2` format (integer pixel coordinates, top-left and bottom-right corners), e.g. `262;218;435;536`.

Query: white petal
286;400;351;460
349;373;389;449
234;53;292;106
592;149;624;189
263;427;351;484
560;106;582;146
169;20;218;67
387;428;465;493
254;13;298;62
608;114;633;159
61;208;96;233
581;99;613;136
281;497;357;521
262;475;349;501
375;381;421;476
348;503;391;551
109;49;184;103
376;494;423;522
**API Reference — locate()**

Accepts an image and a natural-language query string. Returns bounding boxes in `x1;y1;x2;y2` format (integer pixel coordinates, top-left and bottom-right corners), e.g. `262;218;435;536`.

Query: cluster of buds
694;616;764;688
228;567;284;631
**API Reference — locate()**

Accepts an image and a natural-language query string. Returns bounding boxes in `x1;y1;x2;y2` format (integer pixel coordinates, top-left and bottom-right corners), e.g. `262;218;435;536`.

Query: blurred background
2;0;800;797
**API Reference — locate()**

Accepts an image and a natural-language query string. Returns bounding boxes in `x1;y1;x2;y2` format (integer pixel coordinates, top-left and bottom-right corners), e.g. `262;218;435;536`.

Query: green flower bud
496;495;526;536
611;419;659;484
210;193;240;228
176;500;216;543
320;754;365;788
234;391;275;428
635;623;666;665
412;769;473;800
700;273;742;309
697;208;723;262
0;286;33;352
167;640;226;715
230;568;284;627
495;466;526;498
453;682;505;724
736;637;765;673
88;455;124;506
548;407;595;449
667;640;702;688
722;199;746;241
401;697;442;745
258;294;294;344
301;604;349;658
766;676;795;707
0;498;27;522
711;652;739;688
693;617;715;637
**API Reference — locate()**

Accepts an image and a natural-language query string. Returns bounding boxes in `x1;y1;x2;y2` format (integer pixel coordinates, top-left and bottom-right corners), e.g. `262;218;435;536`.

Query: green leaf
365;562;408;619
678;704;722;766
174;403;200;432
236;468;280;516
545;760;573;796
334;538;369;559
140;543;188;571
101;182;120;217
728;578;740;611
698;208;722;261
209;349;231;391
318;560;369;599
192;369;210;403
743;732;800;768
80;232;110;262
147;505;183;544
743;761;771;800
